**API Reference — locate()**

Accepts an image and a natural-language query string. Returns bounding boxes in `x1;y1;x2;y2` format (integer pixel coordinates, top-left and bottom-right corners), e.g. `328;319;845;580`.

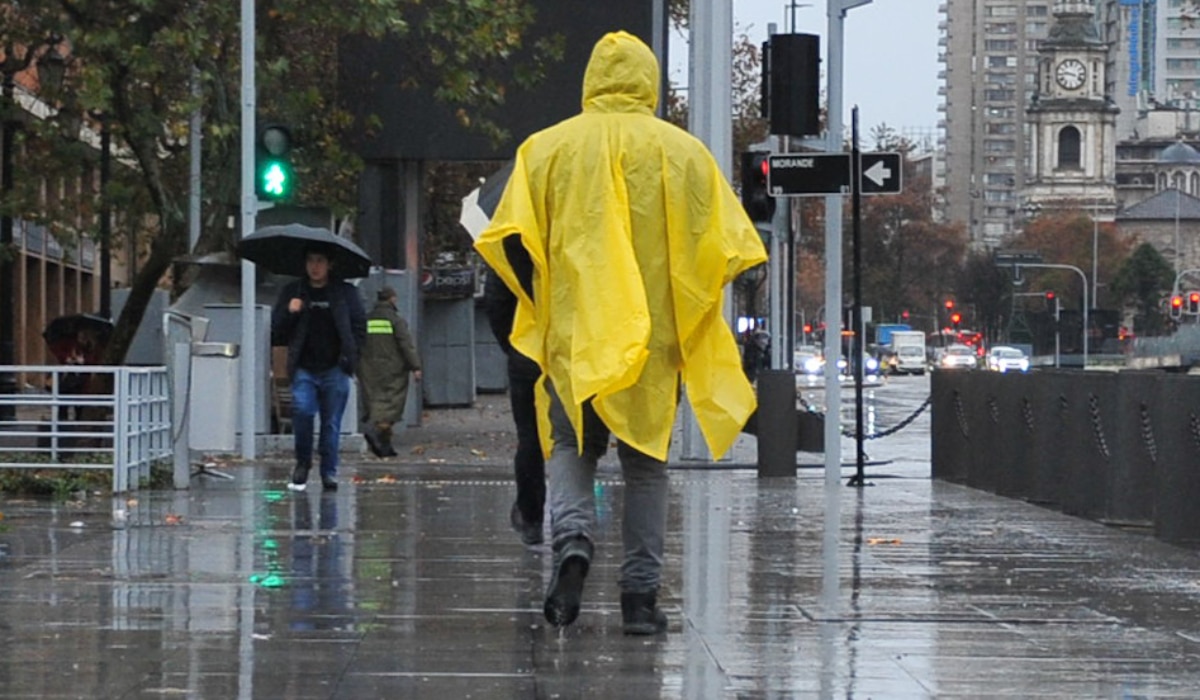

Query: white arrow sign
858;152;902;194
863;160;891;188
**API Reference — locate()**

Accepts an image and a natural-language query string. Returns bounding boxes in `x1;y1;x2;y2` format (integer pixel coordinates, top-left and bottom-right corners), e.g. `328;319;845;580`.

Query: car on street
937;343;978;370
985;345;1029;373
794;345;824;377
837;353;881;383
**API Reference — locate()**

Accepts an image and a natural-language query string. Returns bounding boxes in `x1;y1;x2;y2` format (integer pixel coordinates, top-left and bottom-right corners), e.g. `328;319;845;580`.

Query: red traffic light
1045;291;1055;301
803;323;812;333
901;309;910;320
1189;292;1199;304
1172;295;1184;309
944;300;955;310
950;312;962;325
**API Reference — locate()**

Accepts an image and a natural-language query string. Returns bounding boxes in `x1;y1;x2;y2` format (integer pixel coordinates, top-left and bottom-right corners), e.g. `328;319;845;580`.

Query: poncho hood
581;30;659;115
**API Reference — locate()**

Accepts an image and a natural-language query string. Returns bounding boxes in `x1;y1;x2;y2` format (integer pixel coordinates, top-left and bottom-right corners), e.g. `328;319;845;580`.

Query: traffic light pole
1016;262;1088;367
240;0;258;459
823;0;871;487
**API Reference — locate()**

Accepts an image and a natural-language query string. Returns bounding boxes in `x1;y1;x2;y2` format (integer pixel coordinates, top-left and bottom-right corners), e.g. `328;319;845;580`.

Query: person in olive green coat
359;287;422;457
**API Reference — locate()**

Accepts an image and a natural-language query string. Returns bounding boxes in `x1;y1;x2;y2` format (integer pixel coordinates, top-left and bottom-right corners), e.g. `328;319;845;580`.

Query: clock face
1055;59;1087;91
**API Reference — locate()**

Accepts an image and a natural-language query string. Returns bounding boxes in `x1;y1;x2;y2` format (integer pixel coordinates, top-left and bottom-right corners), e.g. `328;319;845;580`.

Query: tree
854;130;968;332
1110;242;1175;336
1009;210;1131;310
4;1;556;365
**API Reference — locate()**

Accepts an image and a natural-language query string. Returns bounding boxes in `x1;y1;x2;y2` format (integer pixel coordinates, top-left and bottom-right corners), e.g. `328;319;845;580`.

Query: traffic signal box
256;124;294;201
1190;292;1200;315
741;151;775;224
760;34;820;137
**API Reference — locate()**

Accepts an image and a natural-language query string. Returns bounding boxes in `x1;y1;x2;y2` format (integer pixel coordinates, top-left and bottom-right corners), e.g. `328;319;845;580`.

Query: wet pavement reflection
3;380;1200;697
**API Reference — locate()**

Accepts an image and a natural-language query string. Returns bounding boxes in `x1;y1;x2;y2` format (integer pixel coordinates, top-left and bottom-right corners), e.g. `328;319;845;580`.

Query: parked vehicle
985;345;1029;373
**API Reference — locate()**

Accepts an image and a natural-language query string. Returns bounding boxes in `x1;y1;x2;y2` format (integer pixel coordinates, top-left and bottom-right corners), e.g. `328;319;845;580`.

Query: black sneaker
321;475;338;492
543;537;591;628
288;462;310;492
621;591;668;635
510;501;544;546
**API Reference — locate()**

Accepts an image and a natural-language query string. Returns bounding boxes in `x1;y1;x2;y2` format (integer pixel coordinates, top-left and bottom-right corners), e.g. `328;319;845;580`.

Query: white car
986;345;1029;373
793;345;824;376
938;344;978;370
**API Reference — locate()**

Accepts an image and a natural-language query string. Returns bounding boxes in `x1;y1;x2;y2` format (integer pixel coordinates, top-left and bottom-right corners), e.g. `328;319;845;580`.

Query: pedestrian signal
740;151;775;224
256;124;294;201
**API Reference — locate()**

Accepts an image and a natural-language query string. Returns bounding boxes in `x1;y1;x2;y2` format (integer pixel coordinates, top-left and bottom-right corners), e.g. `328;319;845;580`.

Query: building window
1057;126;1081;170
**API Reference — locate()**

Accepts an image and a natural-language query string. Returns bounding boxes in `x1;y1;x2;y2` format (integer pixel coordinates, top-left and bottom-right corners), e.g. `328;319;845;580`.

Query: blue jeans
291;367;351;478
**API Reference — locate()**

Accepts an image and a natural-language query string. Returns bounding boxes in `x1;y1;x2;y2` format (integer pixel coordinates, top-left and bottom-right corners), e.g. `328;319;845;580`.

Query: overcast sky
670;0;941;137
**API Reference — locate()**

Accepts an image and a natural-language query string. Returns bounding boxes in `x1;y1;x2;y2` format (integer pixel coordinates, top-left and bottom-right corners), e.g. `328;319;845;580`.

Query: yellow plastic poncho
474;31;768;461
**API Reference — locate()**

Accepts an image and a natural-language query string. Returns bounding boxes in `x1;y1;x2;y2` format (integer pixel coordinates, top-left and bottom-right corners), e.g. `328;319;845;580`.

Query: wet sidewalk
3;396;1200;698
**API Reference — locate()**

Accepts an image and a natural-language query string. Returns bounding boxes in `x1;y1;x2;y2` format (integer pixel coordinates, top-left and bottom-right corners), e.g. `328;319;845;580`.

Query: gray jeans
546;383;669;594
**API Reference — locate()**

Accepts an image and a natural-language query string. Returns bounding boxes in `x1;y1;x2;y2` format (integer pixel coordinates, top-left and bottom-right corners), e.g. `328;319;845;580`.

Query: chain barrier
1139;402;1157;465
1087;393;1111;460
840;394;932;440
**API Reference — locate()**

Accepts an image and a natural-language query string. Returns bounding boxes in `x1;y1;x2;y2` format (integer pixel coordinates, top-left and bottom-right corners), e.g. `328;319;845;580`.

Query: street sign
859;152;902;195
768;153;851;196
767;151;904;197
994;250;1043;265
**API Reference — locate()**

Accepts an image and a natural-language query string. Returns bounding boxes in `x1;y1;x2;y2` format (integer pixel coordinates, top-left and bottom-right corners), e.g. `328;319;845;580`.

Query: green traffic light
261;161;288;197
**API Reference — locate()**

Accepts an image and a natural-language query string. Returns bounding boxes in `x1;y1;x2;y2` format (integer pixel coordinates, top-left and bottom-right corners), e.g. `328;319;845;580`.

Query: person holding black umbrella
271;244;367;492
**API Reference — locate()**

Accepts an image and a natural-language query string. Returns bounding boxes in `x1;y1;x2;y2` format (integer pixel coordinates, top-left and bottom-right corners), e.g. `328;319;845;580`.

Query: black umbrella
43;313;113;364
458;160;514;240
236;223;373;279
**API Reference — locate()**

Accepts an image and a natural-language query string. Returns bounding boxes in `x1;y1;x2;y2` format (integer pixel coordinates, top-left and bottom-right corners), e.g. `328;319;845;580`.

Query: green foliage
1111;242;1175;335
0;454;173;496
4;0;554;366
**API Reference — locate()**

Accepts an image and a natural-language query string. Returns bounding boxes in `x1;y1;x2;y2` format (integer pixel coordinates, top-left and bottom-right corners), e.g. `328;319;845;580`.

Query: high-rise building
941;0;1057;248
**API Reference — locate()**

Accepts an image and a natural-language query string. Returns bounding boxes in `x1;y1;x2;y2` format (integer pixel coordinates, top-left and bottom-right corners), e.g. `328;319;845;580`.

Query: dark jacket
271;279;367;378
359;299;422;423
483;266;540;380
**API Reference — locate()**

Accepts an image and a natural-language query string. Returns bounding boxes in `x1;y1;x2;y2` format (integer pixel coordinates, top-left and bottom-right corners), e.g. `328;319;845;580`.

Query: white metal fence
0;365;173;492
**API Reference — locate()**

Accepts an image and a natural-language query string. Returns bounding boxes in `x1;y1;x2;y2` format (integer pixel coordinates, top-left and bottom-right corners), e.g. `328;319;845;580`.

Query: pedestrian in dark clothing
359;287;422;458
483;266;545;546
271;245;367;492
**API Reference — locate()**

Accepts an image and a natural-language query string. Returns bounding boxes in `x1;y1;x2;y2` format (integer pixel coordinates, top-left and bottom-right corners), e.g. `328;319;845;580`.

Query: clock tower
1024;0;1117;220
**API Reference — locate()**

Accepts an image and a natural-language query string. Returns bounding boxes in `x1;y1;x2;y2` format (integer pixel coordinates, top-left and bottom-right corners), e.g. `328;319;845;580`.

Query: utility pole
682;0;733;460
240;0;258;458
822;0;872;486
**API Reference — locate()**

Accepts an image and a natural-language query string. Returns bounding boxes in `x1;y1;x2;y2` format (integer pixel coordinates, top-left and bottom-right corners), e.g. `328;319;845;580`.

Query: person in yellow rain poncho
474;30;767;636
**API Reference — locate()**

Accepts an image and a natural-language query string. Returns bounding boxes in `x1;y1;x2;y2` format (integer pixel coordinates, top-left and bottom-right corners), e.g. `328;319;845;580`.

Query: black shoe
543;538;591;628
288;462;310;491
321;475;338;492
510;501;544;546
621;591;668;635
380;437;398;458
363;428;386;458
